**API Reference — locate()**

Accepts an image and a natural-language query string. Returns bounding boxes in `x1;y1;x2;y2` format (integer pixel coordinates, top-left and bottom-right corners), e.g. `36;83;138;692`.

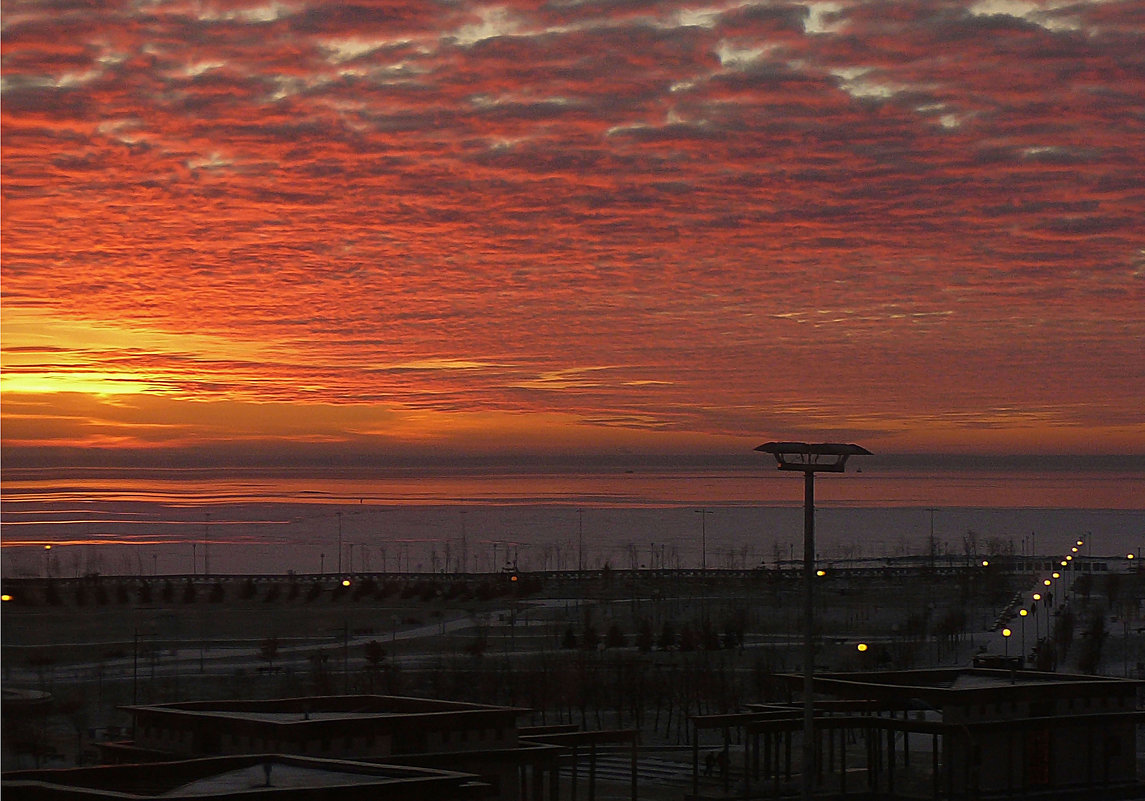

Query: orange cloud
2;0;1142;467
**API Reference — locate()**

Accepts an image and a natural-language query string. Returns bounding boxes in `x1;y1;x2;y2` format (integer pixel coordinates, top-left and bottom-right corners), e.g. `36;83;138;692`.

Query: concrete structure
691;668;1144;799
3;753;484;799
99;695;562;801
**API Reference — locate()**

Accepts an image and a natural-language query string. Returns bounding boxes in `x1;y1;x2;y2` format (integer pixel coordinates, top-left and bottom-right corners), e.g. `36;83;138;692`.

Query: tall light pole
1032;593;1043;641
577;509;584;572
926;507;938;569
1019;608;1028;666
695;509;714;570
460;510;468;575
336;511;343;576
757;441;870;801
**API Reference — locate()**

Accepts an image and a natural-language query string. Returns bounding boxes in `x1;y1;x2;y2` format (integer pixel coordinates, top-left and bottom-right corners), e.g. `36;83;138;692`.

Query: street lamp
1002;628;1012;658
695;509;714;570
577;509;584;572
1019;608;1028;665
1032;593;1043;640
756;441;870;801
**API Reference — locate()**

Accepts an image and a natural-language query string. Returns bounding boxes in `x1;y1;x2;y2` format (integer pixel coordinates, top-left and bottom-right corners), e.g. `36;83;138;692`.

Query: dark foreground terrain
3;564;1140;774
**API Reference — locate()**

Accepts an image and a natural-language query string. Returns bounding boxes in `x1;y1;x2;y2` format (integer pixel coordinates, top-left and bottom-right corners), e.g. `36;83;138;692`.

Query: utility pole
578;509;584;572
926;507;938;569
695;509;714;570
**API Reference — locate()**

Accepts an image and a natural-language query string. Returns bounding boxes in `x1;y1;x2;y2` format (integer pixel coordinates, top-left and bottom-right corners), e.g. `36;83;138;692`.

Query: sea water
2;460;1142;577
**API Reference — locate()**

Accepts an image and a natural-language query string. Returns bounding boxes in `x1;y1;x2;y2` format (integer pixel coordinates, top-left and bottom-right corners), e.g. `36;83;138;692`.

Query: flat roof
126;694;524;717
161;763;387;795
786;668;1143;706
123;695;526;728
3;755;480;799
184;711;399;723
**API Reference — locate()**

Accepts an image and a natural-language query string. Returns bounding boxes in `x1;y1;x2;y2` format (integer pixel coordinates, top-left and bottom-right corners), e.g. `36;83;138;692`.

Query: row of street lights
1000;537;1089;663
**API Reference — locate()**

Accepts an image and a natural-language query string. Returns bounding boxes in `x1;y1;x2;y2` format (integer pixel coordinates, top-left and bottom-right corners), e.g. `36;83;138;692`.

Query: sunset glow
2;0;1142;468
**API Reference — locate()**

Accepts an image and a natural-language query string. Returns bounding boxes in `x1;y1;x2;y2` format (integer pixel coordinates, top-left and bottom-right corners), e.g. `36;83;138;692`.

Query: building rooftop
161;762;394;794
126;694;525;718
3;755;483;800
786;667;1143;707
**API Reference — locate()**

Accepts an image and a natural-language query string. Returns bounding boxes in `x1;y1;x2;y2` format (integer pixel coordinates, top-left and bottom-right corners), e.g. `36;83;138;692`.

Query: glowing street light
756;441;870;801
1002;627;1012;657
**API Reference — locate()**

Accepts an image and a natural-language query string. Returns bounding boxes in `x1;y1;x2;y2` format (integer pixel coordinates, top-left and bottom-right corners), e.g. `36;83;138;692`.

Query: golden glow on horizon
0;538;190;548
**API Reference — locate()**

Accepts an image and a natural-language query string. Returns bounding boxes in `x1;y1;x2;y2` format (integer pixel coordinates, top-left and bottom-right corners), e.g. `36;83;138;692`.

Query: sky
2;0;1143;471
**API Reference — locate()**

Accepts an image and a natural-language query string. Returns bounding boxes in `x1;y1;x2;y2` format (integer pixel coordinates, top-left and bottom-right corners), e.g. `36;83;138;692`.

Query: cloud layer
2;0;1143;463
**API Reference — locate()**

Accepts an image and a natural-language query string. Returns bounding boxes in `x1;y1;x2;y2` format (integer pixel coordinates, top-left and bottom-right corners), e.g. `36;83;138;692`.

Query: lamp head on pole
755;441;872;473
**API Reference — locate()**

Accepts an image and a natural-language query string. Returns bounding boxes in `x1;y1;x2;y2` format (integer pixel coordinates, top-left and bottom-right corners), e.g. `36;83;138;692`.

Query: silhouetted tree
582;621;600;651
364;639;387;668
636;619;654;653
258;637;279;672
1077;610;1108;674
605;622;626;649
309;650;332;694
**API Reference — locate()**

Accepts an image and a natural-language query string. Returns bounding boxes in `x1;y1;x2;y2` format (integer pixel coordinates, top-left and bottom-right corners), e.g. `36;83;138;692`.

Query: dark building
98;695;561;800
692;668;1144;799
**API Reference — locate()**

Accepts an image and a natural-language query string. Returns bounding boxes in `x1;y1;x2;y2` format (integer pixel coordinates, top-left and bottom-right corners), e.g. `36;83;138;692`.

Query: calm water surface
2;463;1142;576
